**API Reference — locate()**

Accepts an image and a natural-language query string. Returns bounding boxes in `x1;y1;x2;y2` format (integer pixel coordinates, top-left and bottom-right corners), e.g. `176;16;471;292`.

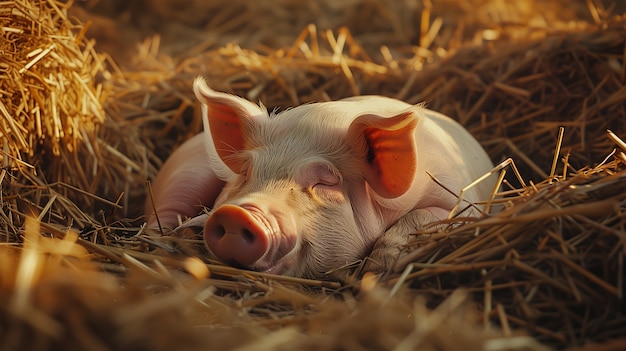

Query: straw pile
0;0;155;229
1;0;625;350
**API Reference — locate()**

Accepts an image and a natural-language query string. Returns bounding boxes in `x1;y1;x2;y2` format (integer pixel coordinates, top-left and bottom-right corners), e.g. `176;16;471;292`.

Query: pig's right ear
347;110;418;206
193;77;266;180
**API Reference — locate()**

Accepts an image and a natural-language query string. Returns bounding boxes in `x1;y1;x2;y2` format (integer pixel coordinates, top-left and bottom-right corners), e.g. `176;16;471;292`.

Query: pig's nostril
213;225;225;239
241;229;256;243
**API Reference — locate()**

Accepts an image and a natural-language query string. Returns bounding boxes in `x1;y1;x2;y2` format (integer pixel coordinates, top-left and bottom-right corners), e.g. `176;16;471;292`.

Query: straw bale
2;0;626;350
0;0;105;158
0;0;155;230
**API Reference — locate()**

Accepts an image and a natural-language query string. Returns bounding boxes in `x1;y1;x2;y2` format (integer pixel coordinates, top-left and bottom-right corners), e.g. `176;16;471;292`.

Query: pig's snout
204;205;269;267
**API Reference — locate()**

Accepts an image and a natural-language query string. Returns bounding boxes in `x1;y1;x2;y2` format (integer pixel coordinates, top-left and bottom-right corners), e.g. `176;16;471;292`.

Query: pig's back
417;109;496;208
338;95;412;117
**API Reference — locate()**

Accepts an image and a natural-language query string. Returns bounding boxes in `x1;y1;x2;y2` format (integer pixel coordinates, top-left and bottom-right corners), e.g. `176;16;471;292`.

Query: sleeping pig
145;77;496;278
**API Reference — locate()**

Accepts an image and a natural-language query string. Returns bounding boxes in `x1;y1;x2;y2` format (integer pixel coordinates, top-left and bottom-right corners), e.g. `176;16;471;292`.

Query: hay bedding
1;0;625;350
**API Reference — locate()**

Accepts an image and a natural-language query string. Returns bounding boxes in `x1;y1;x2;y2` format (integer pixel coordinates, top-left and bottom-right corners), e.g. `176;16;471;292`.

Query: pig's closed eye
312;183;337;192
304;172;339;190
299;162;343;197
314;171;340;187
317;175;339;186
311;180;344;203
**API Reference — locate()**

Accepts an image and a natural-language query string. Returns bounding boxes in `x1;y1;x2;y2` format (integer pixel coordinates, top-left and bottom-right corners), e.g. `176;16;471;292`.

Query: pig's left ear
193;77;266;180
347;111;418;199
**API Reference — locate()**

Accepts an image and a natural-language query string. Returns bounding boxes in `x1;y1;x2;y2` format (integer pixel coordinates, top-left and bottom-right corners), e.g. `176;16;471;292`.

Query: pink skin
145;77;496;278
145;134;224;229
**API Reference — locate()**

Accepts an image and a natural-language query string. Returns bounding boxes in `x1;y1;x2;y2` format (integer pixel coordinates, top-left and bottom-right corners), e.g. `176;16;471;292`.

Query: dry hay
0;0;153;231
1;0;626;350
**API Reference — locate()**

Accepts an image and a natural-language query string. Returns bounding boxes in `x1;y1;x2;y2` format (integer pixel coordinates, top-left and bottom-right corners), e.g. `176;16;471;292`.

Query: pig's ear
347;111;418;199
193;77;266;179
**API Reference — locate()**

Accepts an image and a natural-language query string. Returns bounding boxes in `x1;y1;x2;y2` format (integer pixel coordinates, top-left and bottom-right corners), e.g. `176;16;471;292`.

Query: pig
145;77;496;279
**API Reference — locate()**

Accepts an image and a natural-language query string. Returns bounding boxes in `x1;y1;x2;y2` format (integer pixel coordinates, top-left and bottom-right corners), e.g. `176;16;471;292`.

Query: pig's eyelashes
303;162;342;186
314;178;339;187
306;176;340;190
310;182;345;203
315;172;341;188
297;162;343;201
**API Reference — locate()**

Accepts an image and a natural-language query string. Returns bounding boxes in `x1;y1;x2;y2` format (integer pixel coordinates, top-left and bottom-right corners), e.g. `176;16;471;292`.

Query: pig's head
193;78;418;278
